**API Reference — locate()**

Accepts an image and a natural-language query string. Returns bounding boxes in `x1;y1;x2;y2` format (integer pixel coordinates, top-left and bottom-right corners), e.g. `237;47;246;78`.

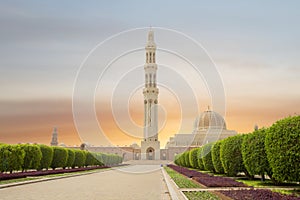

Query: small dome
194;110;226;130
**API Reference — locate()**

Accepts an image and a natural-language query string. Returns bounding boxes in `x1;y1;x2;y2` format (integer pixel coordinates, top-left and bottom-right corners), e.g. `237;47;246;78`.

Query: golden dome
194;110;227;130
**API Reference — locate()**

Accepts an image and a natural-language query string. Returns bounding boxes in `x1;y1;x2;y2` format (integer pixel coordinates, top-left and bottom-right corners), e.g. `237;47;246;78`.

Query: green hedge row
0;144;123;173
174;115;300;183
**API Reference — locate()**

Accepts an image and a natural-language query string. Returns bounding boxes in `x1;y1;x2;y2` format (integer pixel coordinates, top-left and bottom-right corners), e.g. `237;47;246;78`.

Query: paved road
0;165;170;200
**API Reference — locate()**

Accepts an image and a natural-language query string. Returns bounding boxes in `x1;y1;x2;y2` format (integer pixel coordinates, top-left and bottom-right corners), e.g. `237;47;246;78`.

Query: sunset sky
0;1;299;147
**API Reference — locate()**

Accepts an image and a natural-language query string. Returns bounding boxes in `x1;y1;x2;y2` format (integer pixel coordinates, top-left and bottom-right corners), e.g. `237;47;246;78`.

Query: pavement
0;165;175;200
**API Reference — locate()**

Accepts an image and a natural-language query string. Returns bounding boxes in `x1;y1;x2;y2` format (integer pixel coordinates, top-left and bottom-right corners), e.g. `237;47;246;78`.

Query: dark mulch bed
167;164;247;187
219;189;300;200
0;166;109;180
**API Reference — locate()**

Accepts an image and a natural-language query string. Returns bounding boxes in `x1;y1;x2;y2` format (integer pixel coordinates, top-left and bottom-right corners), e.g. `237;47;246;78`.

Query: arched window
146;53;148;63
153;53;155;63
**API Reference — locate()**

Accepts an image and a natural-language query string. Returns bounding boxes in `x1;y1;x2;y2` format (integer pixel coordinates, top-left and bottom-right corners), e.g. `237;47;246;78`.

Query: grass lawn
164;167;202;188
183;191;220;200
272;189;300;197
0;177;39;185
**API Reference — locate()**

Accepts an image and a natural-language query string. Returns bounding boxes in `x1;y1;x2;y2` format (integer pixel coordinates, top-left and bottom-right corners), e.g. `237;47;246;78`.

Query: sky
0;0;299;147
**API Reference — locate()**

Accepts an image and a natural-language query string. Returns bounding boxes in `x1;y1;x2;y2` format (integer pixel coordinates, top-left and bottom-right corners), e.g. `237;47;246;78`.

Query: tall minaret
50;127;58;146
141;30;160;160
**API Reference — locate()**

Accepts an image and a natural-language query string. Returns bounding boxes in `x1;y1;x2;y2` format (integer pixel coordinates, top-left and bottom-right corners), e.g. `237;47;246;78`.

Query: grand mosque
51;30;237;161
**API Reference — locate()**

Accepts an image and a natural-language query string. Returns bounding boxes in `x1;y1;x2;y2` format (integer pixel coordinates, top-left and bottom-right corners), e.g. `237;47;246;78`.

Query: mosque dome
194;109;227;130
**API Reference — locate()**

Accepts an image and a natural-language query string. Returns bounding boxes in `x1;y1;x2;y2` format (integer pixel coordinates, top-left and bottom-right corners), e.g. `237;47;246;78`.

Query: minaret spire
141;30;160;160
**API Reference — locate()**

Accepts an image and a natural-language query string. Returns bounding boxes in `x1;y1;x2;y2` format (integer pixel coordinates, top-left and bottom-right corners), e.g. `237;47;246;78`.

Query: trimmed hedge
173;116;300;184
51;147;68;170
0;144;25;173
85;151;95;167
0;144;122;174
184;151;191;167
21;144;42;172
64;149;75;169
265;116;300;182
211;140;224;174
220;135;245;177
202;143;215;172
38;144;53;170
72;149;86;168
197;147;205;170
189;148;199;169
242;128;272;180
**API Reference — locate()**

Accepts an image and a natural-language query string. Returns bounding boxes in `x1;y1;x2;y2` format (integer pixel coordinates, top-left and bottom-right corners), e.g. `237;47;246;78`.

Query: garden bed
0;166;109;180
167;164;247;187
219;189;300;200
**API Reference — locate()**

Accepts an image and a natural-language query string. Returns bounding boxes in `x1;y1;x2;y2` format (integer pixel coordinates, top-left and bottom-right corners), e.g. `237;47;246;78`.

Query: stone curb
161;167;186;200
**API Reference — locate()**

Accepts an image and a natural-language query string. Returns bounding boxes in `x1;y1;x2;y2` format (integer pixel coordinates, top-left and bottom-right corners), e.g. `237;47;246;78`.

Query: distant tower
254;124;258;131
50;127;58;146
141;30;160;160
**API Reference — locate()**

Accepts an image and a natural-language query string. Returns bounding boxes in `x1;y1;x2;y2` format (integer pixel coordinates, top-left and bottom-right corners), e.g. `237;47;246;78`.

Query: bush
51;147;68;170
211;140;224;174
197;147;205;170
85;151;95;167
94;153;104;166
202;143;215;172
72;150;86;168
21;144;42;171
184;151;191;167
265;116;300;182
38;144;53;170
189;148;199;169
0;144;25;173
242;128;272;180
64;149;75;169
220;135;245;176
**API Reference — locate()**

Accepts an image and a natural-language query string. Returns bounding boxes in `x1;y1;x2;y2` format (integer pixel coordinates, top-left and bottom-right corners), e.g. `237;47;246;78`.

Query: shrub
0;144;25;173
72;150;86;168
197;147;205;170
21;144;42;171
51;147;68;170
189;148;199;169
38;144;53;170
85;151;95;167
220;135;245;176
184;151;191;167
211;140;224;174
94;153;104;166
202;143;215;172
64;149;75;169
265;116;300;182
242;128;272;180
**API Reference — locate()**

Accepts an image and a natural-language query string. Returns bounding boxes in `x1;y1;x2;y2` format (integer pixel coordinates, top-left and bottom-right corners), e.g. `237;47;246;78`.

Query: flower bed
0;166;109;180
219;189;300;200
167;164;247;187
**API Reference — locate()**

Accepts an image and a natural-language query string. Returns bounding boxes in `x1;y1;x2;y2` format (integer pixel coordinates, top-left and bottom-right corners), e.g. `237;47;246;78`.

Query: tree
38;144;53;170
21;144;42;171
265;116;300;182
220;135;245;177
189;148;199;169
211;140;224;174
72;150;86;168
64;149;75;169
85;151;95;167
184;151;191;167
0;144;25;173
242;128;272;181
197;147;205;170
202;143;215;172
51;147;68;170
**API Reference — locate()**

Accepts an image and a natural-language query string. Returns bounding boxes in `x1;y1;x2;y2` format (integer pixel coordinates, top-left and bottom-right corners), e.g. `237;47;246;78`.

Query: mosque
51;30;237;161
